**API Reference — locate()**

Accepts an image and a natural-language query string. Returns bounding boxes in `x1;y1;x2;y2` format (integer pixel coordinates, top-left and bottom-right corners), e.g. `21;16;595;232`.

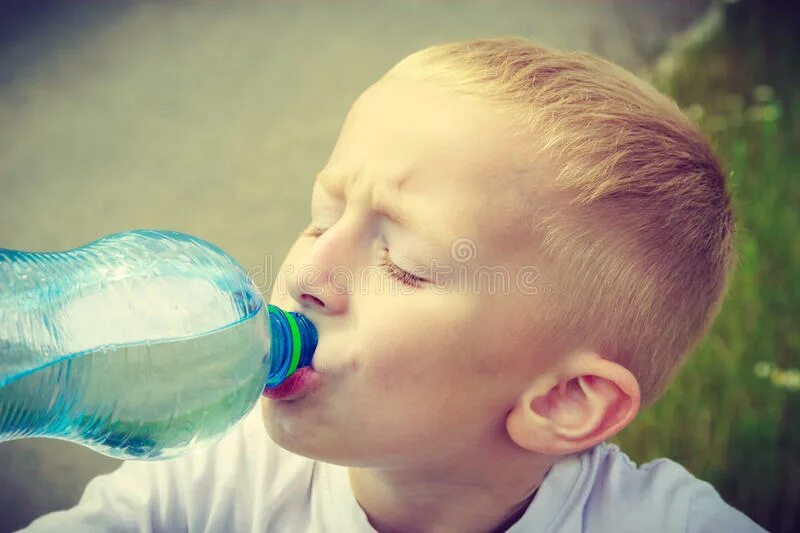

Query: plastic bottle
0;229;316;460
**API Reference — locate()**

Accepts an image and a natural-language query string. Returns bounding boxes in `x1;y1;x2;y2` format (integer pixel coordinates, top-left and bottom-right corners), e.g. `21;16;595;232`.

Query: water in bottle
0;230;316;460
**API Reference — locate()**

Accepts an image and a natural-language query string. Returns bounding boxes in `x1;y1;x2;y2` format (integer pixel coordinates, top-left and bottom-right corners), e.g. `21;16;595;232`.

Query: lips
262;367;321;401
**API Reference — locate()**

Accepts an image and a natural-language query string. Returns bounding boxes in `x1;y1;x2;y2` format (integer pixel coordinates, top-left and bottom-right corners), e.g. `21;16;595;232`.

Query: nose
287;265;349;315
286;221;360;315
299;293;325;310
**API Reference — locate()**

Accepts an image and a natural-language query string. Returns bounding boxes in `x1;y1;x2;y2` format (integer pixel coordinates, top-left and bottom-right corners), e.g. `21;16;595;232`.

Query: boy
22;37;765;532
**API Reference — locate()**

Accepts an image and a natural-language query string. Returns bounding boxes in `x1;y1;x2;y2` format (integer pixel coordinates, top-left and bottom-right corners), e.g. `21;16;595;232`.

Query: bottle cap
265;304;318;387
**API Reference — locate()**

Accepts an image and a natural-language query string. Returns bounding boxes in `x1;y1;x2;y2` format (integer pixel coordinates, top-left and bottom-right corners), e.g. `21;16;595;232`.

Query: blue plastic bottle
0;230;316;460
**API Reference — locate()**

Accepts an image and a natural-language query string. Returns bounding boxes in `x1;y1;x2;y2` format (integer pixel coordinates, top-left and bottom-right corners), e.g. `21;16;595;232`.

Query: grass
611;1;800;531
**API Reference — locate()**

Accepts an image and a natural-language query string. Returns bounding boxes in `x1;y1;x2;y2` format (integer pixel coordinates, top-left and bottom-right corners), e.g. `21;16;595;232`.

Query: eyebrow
315;169;450;250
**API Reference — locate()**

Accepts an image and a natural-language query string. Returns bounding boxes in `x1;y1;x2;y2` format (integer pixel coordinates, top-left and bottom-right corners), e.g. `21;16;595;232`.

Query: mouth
262;366;321;402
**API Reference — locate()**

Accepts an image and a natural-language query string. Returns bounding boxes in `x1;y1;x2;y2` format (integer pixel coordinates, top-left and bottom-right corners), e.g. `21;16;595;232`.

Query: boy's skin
265;77;642;533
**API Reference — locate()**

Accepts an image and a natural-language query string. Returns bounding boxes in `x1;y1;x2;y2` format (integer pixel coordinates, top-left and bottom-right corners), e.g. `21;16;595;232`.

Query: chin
261;398;374;465
260;397;325;458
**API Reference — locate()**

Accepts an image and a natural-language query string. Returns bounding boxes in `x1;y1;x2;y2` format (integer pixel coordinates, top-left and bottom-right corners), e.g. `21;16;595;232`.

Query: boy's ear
505;352;641;456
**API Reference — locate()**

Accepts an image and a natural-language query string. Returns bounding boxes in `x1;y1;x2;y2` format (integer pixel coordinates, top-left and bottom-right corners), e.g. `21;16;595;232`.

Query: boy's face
263;78;555;468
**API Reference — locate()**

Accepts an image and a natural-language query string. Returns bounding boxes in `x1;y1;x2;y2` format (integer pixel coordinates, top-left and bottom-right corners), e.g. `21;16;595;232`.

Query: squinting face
263;77;556;469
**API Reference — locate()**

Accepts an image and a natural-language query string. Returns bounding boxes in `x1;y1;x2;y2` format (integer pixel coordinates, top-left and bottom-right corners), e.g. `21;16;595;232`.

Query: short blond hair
385;37;736;407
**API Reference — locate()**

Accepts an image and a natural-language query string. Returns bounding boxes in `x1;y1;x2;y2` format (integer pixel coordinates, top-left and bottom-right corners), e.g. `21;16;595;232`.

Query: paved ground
0;0;709;530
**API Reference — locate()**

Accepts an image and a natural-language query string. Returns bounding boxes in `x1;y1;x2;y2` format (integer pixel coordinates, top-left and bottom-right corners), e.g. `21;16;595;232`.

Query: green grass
611;2;800;531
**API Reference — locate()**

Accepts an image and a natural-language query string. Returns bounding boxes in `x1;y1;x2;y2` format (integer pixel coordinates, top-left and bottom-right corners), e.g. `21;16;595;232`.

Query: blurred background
0;0;796;531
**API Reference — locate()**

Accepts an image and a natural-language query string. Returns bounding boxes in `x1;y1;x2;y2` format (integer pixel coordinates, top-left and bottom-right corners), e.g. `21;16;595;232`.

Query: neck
348;448;553;533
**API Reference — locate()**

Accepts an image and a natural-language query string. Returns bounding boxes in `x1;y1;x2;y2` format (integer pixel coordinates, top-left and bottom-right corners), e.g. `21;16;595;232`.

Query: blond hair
385;37;736;407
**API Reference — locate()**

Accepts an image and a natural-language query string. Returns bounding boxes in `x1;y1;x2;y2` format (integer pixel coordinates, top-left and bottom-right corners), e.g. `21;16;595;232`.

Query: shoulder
573;443;766;533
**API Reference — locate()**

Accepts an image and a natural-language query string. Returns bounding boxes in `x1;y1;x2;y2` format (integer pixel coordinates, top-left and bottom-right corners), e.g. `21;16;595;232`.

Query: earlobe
505;353;641;456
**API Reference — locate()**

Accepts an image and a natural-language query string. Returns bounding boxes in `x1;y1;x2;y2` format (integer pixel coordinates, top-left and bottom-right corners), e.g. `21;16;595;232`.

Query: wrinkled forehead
327;78;546;259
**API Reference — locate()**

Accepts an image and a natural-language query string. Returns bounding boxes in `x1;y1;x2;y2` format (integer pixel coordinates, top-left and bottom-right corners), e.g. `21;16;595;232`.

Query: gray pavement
0;1;709;530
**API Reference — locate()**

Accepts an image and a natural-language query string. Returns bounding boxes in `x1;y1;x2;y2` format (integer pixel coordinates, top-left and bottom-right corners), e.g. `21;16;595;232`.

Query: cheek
355;298;481;391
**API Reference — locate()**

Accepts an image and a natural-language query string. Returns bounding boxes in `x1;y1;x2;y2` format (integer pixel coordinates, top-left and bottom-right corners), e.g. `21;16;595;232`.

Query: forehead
326;78;544;256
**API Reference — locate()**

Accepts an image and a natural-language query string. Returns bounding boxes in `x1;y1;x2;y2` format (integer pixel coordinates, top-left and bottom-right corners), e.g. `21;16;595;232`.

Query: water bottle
0;229;316;460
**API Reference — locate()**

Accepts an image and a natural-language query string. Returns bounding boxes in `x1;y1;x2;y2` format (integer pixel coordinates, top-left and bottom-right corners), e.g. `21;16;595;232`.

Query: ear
506;351;640;456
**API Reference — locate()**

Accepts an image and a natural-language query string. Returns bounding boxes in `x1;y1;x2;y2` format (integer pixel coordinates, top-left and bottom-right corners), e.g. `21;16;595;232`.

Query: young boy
22;37;765;532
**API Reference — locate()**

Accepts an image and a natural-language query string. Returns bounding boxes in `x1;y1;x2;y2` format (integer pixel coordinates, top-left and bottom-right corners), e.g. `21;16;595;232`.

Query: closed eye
379;249;427;288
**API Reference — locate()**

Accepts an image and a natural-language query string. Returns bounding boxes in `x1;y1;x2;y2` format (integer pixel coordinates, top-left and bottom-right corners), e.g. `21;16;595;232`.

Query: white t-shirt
20;406;766;532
